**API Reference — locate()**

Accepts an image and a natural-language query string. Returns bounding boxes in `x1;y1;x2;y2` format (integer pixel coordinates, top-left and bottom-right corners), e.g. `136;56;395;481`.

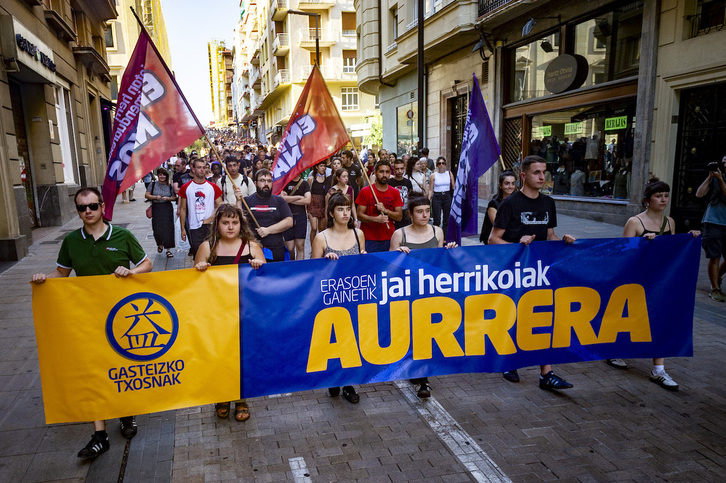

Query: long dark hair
205;204;258;264
496;171;516;201
326;192;355;229
405;155;417;178
331;167;348;188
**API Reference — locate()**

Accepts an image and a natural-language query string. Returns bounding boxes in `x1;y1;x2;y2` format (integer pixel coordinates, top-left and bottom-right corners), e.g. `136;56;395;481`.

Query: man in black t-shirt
281;175;311;260
490;155;576;391
243;169;293;262
388;159;413;229
341;149;362;198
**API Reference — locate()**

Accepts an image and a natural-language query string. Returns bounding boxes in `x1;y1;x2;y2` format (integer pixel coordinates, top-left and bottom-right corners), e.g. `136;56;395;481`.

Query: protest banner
33;235;700;423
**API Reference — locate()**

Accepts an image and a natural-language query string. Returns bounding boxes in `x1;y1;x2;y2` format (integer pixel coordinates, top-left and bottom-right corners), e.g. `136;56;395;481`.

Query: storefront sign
605;116;628;131
544;54;588;94
535;125;552;137
564;122;583;135
0;17;57;84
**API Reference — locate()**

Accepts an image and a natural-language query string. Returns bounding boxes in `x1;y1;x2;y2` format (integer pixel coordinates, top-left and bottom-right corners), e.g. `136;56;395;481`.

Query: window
341;87;359;111
389;6;398;44
397;104;418;155
55;86;78;184
343;51;356;73
342;12;356;36
104;23;116;49
110;76;118;100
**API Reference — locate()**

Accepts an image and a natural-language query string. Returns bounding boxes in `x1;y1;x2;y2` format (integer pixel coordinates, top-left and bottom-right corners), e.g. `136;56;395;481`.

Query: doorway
671;81;726;231
450;94;468;177
9;82;38;228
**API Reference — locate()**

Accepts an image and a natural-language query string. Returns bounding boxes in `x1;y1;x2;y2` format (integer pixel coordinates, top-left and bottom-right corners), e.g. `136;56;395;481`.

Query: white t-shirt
178;180;223;229
222;174;254;203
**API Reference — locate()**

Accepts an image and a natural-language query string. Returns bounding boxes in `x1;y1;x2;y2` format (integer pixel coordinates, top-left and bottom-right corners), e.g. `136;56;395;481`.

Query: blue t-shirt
702;178;726;226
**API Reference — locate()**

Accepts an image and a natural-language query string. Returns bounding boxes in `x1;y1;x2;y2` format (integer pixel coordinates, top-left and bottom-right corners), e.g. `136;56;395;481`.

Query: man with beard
356;160;403;252
388;159;413;229
244;169;293;262
341;149;362;198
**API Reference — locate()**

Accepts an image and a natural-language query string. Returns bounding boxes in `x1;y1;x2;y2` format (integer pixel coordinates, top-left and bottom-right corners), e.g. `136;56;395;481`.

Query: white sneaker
650;370;679;391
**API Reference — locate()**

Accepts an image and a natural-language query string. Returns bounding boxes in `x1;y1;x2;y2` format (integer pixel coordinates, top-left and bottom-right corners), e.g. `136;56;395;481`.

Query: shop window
396;104;418;156
341;87;358;111
526;101;635;199
510;32;560;102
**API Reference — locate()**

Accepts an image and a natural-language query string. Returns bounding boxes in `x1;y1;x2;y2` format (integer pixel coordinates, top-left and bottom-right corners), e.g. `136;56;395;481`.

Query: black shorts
283;213;308;241
702;222;726;259
188;225;210;256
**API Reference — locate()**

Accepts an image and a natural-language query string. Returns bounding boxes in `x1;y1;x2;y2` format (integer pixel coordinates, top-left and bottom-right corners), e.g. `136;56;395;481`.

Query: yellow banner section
32;266;240;424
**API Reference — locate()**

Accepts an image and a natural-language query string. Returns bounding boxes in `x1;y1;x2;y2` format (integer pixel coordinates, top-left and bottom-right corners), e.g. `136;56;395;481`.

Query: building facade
358;0;726;228
235;0;379;147
0;0;117;260
208;39;233;127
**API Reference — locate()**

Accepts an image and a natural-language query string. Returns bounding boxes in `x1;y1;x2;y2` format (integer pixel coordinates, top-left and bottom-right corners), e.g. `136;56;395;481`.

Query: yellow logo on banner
106;293;178;361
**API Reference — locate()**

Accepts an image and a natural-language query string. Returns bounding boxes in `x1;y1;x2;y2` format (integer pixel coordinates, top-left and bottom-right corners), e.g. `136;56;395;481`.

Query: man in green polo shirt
31;187;152;459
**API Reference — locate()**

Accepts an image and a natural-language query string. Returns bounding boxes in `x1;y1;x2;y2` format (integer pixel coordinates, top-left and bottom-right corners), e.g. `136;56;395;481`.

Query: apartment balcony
73;40;110;78
250;52;260;65
44;6;77;42
249;68;261;87
85;0;117;21
274;69;291;87
478;0;516;17
271;0;288;21
299;28;336;49
272;33;289;55
297;0;335;9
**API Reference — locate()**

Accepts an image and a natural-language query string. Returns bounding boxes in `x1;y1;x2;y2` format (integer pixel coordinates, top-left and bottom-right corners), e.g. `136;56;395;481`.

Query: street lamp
288;10;320;66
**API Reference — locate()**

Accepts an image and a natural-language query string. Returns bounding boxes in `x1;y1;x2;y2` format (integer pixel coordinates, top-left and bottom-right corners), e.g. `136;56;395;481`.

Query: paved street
1;184;725;482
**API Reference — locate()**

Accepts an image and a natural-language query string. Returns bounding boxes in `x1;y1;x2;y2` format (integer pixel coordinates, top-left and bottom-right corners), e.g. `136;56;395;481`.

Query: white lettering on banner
134;112;162;149
140;71;166;107
273;115;317;180
449;116;479;225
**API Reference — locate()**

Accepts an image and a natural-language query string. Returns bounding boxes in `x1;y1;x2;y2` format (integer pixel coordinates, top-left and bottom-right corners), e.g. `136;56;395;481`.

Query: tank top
401;225;438;249
432;171;451;193
211;242;252;266
637;217;672;236
311;174;329;196
322;230;361;257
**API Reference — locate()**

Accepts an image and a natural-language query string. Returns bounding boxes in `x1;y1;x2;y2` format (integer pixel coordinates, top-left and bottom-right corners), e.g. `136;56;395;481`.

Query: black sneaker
416;382;431;399
119;416;137;439
328;387;340;397
77;433;109;459
503;370;520;382
342;385;359;404
539;371;573;390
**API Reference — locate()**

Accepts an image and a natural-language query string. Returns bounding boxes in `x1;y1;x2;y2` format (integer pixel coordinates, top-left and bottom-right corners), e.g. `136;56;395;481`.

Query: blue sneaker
539;371;573;390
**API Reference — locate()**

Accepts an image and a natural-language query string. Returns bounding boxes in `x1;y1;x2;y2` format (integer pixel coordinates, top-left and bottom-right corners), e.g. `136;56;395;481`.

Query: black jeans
432;192;452;236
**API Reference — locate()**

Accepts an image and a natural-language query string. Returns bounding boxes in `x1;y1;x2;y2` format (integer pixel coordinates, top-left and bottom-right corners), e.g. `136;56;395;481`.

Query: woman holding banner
311;192;366;404
194;204;266;420
609;178;700;391
480;171;517;244
390;195;457;398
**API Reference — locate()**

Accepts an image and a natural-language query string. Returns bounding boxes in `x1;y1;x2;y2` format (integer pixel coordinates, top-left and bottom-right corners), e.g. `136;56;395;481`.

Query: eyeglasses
76;203;101;212
437;162;446;166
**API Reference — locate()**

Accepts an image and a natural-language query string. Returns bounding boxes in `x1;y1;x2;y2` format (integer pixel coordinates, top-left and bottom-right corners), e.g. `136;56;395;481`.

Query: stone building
0;0;116;260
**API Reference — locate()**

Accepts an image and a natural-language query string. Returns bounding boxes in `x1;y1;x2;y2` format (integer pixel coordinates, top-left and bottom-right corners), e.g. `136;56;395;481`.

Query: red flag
271;64;349;194
101;29;204;220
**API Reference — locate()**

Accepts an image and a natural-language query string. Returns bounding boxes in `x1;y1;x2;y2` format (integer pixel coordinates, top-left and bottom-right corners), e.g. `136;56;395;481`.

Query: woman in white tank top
428;156;455;238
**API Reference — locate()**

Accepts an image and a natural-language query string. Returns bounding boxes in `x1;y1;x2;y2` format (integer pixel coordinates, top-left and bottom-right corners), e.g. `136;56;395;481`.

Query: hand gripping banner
32;235;700;423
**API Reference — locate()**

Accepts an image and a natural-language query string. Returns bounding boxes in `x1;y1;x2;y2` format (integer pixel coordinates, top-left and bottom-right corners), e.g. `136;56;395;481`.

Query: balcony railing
689;10;726;38
478;0;515;17
272;33;289;53
274;69;291;87
297;0;335;8
299;28;334;43
271;0;288;21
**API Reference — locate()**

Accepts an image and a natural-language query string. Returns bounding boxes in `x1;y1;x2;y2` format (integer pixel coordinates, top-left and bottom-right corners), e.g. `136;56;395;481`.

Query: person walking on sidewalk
179;158;224;258
428;156;455;237
356;160;403;253
30;187;152;458
695;155;726;302
489;155;577;390
145;168;177;258
606;178;701;390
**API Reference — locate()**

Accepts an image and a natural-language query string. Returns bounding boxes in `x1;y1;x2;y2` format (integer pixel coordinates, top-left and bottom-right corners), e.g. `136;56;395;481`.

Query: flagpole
202;134;261;228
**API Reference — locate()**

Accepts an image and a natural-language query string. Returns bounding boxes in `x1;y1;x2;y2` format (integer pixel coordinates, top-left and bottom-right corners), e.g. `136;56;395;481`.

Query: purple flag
446;74;501;244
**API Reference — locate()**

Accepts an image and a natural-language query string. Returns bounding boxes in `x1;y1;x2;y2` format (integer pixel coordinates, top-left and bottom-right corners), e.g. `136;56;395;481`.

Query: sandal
166;251;174;258
215;402;230;418
235;402;250;422
157;245;163;253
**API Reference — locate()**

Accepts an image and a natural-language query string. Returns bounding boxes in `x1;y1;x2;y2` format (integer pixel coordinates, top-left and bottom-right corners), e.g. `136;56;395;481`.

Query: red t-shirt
355;184;404;241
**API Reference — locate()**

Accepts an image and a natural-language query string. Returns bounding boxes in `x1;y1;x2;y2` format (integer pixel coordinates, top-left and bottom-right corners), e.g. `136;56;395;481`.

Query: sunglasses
76;203;101;212
437;162;446;166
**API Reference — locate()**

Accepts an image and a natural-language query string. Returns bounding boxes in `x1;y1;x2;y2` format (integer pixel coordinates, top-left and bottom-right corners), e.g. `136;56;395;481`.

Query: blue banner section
240;235;700;398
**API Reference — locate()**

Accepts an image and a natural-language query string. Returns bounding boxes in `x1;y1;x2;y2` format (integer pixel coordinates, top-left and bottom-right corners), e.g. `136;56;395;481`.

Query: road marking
395;381;511;483
288;457;312;482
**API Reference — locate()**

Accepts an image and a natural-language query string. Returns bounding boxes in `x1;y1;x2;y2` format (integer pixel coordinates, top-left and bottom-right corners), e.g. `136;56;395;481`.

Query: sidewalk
1;185;725;482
